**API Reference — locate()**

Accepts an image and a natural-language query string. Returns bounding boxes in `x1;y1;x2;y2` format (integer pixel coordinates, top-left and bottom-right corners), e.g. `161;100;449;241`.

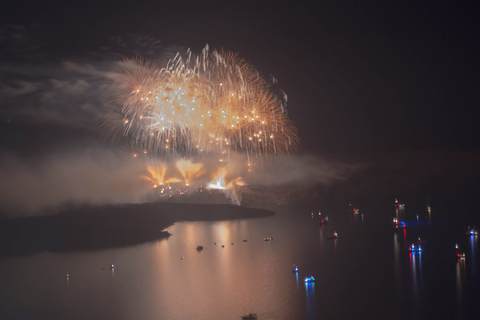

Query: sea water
0;199;479;320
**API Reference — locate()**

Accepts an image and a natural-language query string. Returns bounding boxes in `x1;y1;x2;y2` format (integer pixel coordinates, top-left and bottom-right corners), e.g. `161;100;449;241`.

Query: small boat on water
408;243;422;252
292;265;299;273
327;232;338;240
242;240;248;242
393;218;406;230
241;312;257;319
319;219;327;225
109;263;115;269
196;246;204;250
304;275;315;283
264;237;273;241
467;226;478;236
455;243;466;259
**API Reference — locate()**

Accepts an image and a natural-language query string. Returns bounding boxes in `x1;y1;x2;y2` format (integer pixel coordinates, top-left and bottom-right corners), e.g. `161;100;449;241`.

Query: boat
408;243;422;252
457;252;466;259
196;245;204;250
292;265;299;273
467;226;478;236
109;263;115;269
241;312;257;319
264;237;273;241
393;218;406;230
304;275;315;282
242;239;248;242
327;232;338;240
319;219;327;225
221;245;225;248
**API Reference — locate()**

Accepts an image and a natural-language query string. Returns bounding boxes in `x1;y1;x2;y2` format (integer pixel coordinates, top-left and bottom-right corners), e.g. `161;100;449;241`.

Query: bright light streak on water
305;282;316;320
393;234;402;286
470;235;476;265
456;259;465;317
410;253;417;296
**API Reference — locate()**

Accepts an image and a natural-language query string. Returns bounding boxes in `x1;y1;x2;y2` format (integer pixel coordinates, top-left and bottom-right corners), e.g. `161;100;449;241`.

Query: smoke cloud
0;149;150;217
0;150;356;217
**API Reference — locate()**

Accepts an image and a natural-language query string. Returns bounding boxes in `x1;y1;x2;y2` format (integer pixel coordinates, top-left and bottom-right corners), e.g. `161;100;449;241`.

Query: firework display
103;45;299;204
104;45;298;158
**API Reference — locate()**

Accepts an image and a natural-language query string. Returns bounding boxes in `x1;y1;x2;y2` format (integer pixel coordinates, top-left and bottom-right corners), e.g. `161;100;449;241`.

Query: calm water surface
1;202;479;319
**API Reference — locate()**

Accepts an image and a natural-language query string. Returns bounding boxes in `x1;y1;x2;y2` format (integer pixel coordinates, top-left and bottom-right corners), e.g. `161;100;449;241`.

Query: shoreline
0;202;275;257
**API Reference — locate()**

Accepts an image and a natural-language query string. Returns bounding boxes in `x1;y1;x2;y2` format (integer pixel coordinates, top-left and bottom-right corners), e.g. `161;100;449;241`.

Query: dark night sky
1;1;480;214
1;0;479;154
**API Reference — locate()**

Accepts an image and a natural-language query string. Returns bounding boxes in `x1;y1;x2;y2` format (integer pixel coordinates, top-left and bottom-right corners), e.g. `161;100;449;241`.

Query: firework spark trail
205;166;247;205
101;45;299;205
208;167;227;190
102;45;299;160
142;160;247;204
174;159;204;186
141;163;167;187
225;176;247;205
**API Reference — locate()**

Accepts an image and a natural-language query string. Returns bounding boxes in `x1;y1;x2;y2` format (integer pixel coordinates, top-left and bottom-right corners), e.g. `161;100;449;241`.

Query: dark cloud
0;24;44;59
0;31;187;131
0;60;112;128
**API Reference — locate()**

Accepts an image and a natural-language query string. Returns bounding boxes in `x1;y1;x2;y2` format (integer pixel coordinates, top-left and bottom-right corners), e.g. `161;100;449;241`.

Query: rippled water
1;201;479;319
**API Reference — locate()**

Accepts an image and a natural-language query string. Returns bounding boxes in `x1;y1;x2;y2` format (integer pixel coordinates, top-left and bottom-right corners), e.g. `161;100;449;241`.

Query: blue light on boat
408;243;422;252
304;276;315;282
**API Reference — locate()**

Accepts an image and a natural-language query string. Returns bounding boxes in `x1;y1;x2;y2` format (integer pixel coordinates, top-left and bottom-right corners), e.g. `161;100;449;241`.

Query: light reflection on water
305;281;316;320
470;235;477;282
456;258;465;317
393;233;403;294
409;251;423;300
0;204;479;319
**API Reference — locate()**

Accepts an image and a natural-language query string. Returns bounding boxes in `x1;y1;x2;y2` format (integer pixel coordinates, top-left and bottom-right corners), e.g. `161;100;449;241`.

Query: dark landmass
0;202;274;257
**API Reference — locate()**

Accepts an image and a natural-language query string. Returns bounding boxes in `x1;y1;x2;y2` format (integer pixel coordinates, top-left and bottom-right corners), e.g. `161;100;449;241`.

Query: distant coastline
0;202;274;257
